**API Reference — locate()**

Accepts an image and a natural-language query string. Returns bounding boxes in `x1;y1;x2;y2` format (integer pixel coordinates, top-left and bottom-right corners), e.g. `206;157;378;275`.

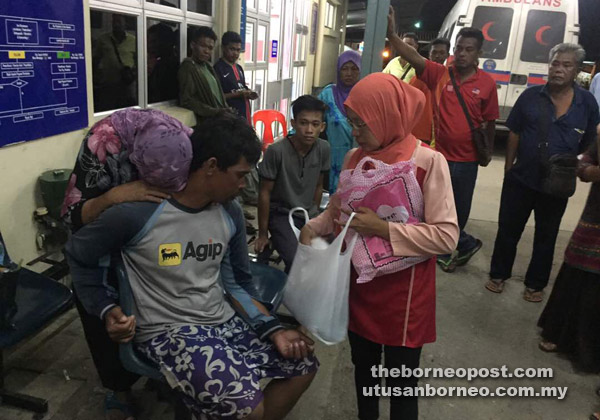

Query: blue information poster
240;0;247;52
0;0;88;147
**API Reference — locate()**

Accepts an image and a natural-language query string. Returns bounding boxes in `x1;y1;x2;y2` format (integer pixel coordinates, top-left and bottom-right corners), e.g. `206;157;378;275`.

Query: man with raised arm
387;6;499;273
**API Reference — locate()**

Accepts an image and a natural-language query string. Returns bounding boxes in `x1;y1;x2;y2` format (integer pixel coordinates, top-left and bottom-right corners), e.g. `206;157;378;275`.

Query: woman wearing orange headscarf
300;73;458;419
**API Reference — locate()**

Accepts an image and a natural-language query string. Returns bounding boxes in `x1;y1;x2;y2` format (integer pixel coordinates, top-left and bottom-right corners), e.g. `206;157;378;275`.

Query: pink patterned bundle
337;156;428;283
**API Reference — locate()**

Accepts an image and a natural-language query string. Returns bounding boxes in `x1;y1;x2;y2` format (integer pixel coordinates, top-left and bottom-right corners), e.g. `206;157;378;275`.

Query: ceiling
345;0;458;42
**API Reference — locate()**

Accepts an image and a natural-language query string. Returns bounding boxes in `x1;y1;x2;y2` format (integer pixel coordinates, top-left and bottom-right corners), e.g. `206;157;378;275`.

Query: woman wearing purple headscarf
61;108;192;420
318;49;361;193
62;108;193;228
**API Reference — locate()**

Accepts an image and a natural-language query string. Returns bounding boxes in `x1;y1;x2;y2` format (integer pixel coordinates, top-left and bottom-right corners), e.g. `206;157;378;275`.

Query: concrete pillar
361;0;390;78
228;0;242;32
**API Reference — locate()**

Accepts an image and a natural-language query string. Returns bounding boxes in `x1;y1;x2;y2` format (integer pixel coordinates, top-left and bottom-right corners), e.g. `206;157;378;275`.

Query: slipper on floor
485;279;504;293
538;340;558;353
455;239;483;267
437;256;457;273
523;288;543;303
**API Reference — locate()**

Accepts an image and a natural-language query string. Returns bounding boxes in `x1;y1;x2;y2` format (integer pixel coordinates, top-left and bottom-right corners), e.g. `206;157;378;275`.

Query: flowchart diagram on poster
0;4;87;146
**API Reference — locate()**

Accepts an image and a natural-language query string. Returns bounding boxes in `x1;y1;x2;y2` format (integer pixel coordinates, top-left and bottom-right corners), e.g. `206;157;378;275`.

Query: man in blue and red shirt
214;31;259;122
387;7;499;273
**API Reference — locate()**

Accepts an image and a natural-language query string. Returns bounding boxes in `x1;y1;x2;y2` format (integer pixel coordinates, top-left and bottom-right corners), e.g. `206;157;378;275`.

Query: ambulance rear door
469;1;523;122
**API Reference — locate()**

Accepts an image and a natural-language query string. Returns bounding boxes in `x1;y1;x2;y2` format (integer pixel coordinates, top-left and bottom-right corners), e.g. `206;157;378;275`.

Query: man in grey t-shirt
67;114;318;419
255;95;330;272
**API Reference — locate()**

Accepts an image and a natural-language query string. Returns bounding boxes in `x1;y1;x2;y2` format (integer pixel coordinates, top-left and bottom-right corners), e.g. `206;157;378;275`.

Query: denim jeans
440;161;479;259
489;174;568;290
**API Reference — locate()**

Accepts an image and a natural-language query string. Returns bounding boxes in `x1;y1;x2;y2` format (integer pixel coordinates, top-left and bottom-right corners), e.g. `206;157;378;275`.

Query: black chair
0;268;73;415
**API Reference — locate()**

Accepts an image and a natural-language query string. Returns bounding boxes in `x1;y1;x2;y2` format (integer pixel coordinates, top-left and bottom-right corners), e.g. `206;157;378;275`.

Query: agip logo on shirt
158;240;225;266
158;243;182;266
182;240;224;262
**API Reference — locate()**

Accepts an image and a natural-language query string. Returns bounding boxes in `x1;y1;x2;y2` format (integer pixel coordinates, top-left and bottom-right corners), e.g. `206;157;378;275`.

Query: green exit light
414;21;422;29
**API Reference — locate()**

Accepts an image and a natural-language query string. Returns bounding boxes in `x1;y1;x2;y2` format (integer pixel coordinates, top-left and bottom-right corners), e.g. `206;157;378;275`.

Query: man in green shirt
178;26;227;123
179;26;258;232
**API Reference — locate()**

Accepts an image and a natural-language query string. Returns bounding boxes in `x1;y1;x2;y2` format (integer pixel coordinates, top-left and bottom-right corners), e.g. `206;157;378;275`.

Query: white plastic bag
283;212;357;345
288;207;309;239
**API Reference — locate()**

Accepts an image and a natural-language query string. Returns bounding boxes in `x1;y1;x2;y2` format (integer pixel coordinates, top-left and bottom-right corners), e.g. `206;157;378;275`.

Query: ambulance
438;0;580;122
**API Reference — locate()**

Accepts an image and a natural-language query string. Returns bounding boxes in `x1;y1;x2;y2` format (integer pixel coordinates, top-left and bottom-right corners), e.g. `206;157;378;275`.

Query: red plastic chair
252;110;288;151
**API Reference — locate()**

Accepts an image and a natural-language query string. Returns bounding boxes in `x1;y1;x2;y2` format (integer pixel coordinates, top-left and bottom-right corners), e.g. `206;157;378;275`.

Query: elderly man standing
486;43;600;302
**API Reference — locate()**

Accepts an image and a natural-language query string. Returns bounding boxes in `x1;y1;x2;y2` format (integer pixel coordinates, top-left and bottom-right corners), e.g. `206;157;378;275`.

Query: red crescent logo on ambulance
482;21;496;42
535;26;551;46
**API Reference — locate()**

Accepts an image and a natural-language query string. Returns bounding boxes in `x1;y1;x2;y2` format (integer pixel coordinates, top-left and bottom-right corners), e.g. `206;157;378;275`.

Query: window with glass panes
90;0;214;114
325;2;336;29
245;1;270;116
292;0;310;100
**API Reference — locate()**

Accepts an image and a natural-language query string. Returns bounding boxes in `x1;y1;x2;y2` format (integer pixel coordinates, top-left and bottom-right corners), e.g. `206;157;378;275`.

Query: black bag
449;69;492;167
537;97;578;198
111;37;136;86
0;234;18;330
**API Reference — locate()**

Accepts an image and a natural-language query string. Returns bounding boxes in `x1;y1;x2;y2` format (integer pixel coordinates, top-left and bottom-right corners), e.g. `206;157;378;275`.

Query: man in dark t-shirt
214;31;259;122
214;31;261;220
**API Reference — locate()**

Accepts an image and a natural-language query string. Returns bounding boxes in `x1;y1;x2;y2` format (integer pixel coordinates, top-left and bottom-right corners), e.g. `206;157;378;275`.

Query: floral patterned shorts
138;316;319;419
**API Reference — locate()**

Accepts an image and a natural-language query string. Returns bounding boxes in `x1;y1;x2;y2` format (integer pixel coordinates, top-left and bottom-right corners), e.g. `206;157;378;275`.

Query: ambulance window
472;6;513;60
520;10;566;63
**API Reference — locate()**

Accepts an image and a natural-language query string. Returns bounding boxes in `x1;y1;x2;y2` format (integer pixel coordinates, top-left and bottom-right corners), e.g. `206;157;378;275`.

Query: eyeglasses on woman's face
346;118;367;130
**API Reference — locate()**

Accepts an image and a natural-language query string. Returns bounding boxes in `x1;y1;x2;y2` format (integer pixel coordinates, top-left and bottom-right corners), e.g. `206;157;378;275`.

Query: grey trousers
258;209;306;273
